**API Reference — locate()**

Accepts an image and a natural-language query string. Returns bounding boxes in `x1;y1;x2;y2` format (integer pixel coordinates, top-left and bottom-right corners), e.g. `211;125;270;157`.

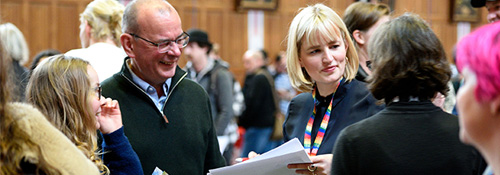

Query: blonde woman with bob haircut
66;0;126;82
283;3;383;175
26;55;142;175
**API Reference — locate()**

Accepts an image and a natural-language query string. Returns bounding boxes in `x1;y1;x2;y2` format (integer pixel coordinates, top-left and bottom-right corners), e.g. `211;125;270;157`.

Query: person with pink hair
456;21;500;175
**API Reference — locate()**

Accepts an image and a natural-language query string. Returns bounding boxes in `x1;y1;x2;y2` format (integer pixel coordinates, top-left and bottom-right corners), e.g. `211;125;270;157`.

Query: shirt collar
126;59;171;96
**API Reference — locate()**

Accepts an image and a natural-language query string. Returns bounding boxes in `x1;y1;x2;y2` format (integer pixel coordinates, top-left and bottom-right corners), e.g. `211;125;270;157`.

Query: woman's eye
330;45;340;49
309;49;320;54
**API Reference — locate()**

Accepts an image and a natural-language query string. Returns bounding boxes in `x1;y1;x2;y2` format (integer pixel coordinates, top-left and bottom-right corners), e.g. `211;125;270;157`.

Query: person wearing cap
471;0;500;23
183;28;237;165
100;0;226;174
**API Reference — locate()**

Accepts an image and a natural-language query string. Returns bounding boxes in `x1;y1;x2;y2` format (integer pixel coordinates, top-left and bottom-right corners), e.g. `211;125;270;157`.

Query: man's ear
352;30;366;45
121;33;136;58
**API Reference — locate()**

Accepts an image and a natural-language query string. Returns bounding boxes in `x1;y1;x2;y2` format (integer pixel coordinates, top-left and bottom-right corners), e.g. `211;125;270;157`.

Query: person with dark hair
456;21;500;175
471;0;500;23
342;2;390;82
331;13;485;175
184;28;237;165
101;0;225;174
29;49;61;72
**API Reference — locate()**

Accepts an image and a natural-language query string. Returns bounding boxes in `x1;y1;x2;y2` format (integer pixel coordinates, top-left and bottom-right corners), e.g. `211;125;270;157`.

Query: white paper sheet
208;138;312;175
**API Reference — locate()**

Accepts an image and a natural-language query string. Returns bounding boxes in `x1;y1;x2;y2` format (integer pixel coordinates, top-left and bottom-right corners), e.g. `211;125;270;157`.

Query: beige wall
0;0;489;83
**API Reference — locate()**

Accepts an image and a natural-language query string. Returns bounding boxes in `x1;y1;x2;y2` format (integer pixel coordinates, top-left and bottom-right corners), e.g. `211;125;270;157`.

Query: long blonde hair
286;3;359;92
26;55;108;174
82;0;124;46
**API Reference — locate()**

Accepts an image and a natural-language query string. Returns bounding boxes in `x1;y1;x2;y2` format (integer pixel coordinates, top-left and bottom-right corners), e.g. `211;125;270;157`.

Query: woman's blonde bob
286;3;358;92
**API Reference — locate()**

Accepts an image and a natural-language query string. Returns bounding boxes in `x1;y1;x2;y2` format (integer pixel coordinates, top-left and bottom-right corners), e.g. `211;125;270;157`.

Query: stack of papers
208;138;312;175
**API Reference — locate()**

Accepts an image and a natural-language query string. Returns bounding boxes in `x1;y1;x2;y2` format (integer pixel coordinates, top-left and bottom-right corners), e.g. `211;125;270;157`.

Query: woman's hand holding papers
287;154;332;175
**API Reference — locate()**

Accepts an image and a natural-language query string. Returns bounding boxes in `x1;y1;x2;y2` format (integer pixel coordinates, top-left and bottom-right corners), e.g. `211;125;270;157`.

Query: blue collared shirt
126;63;171;112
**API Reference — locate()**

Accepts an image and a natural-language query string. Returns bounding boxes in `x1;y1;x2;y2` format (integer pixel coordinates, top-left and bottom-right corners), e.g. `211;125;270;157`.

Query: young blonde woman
0;41;99;174
283;4;383;175
26;55;142;175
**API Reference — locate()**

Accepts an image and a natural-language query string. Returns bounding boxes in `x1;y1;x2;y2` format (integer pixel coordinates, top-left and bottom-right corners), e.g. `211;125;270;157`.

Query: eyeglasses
128;32;190;53
93;85;102;100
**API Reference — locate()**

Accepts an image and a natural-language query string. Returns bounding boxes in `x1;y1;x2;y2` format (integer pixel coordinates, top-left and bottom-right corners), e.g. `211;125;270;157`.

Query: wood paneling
0;0;91;66
0;0;490;82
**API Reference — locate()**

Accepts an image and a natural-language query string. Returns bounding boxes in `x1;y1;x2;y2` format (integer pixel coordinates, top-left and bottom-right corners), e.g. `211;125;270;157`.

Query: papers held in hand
208;138;312;175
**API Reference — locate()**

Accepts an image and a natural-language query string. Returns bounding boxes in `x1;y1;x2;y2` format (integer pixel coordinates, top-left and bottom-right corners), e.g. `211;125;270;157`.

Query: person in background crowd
27;55;143;175
332;13;485;175
284;4;383;175
273;51;296;116
29;49;61;73
456;21;500;175
239;49;280;157
471;0;500;23
184;28;237;165
0;23;30;101
342;1;390;82
66;0;126;82
0;34;100;175
101;0;225;174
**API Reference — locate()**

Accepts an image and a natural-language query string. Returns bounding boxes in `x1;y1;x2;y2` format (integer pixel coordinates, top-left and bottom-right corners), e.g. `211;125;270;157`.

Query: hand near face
97;97;123;134
287;154;332;175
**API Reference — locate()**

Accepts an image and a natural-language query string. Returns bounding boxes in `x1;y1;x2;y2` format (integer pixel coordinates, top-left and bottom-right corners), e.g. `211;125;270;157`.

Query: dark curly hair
367;13;451;103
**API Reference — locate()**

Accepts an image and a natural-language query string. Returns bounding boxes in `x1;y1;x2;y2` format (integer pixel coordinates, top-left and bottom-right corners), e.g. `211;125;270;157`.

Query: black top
239;67;276;128
332;100;486;175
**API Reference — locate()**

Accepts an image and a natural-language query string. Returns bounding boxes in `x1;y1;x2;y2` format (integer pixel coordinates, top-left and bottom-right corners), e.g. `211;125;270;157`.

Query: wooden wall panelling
29;0;52;64
225;9;247;84
56;1;81;55
0;0;91;66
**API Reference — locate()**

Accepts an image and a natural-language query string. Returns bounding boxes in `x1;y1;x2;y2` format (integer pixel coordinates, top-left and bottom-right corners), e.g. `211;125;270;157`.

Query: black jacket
101;57;225;175
283;79;383;154
239;67;276;128
332;101;486;175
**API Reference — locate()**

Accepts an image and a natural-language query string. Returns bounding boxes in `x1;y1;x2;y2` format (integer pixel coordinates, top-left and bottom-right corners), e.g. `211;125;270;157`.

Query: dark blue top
102;127;144;175
283;79;383;155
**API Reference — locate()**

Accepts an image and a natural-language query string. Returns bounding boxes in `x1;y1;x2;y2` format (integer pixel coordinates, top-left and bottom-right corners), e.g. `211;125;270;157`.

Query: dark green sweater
101;58;225;174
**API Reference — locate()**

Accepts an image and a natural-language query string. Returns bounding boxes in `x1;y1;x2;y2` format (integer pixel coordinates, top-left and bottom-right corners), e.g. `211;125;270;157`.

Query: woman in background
0;36;99;174
283;4;382;175
456;21;500;175
26;55;142;175
342;2;390;82
66;0;126;82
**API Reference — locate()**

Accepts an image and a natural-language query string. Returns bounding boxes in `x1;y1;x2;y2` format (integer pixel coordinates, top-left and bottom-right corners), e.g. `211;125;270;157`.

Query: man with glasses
101;0;226;174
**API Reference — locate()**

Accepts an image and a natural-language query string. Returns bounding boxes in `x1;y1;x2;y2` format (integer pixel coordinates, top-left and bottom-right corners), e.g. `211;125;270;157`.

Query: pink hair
456;21;500;102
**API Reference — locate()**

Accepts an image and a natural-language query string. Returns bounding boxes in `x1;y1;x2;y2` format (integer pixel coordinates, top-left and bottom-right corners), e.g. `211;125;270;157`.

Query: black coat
332;101;486;175
283;79;383;155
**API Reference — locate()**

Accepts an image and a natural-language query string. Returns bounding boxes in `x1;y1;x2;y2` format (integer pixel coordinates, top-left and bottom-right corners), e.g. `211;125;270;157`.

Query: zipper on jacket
120;72;187;124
